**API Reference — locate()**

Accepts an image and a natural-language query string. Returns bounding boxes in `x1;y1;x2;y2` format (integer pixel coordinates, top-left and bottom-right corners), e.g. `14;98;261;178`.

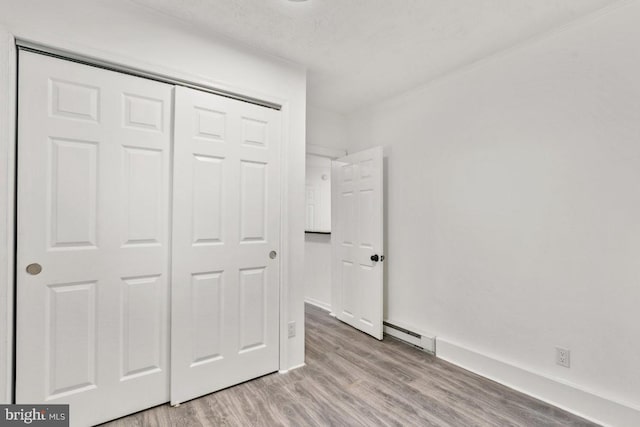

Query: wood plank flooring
102;304;598;426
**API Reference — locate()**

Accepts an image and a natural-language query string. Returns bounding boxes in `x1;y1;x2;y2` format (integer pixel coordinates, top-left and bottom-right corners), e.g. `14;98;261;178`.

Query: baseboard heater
383;321;436;355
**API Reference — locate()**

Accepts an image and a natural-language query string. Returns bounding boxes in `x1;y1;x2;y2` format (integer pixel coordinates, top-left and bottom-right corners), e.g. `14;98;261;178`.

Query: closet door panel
16;51;172;427
171;86;281;405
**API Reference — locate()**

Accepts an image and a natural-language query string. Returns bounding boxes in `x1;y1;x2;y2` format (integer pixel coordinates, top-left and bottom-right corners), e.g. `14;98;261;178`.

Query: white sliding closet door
16;51;172;427
171;87;281;404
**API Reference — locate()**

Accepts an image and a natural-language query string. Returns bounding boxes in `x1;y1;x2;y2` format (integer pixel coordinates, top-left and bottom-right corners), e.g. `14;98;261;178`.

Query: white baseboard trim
304;297;331;312
437;338;640;427
279;363;306;374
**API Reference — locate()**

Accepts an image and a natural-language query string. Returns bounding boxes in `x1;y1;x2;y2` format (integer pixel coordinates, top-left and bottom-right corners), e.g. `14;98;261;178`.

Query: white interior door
16;52;172;426
332;147;384;339
171;86;281;404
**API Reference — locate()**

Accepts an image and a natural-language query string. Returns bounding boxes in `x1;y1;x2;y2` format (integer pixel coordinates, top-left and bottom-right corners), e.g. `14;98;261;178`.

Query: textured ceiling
132;0;618;113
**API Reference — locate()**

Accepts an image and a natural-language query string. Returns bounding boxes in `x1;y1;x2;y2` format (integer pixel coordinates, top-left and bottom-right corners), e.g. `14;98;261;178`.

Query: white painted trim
330;160;340;320
278;101;292;373
304;297;331;312
278;363;306;374
437;338;640;427
0;27;16;405
306;144;346;159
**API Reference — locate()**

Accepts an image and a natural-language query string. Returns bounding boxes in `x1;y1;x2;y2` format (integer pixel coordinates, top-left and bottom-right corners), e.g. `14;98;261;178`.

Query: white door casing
171;86;281;404
332;147;384;339
16;52;172;426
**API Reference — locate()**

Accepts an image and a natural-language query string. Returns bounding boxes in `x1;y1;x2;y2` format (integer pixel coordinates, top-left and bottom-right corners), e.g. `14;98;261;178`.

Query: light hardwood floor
102;304;598;426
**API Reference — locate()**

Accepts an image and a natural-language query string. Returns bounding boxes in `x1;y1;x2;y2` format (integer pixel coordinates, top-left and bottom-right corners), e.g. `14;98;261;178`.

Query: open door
331;147;384;339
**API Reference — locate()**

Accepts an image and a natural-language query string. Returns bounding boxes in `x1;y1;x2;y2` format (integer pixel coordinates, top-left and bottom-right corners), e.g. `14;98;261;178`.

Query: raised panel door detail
121;275;163;380
342;164;354;182
49;137;98;250
192;155;223;246
341;262;356;318
171;86;280;406
122;147;163;247
238;268;266;353
241;117;267;148
240;161;267;242
341;192;354;246
190;272;223;366
195;107;225;141
50;79;100;122
360;159;373;179
358;189;374;249
358;265;375;327
46;282;97;398
123;94;163;132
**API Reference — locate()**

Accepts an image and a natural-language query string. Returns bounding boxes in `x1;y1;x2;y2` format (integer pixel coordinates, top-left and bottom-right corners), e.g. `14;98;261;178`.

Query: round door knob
370;254;379;262
26;263;42;275
269;250;277;259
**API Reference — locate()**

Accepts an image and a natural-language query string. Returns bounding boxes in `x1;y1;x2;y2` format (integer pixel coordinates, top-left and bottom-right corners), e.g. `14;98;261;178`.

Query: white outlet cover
556;347;570;368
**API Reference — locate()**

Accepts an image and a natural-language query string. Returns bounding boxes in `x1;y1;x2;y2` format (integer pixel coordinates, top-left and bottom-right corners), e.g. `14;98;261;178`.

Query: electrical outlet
556;347;570;368
288;321;296;338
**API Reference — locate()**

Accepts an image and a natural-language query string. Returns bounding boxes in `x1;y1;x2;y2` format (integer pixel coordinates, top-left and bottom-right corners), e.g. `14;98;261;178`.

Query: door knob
269;250;277;259
26;263;42;275
370;254;379;262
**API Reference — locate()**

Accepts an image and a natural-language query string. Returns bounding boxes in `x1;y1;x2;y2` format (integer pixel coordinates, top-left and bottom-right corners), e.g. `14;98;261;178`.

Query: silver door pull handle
269;251;277;259
26;263;42;275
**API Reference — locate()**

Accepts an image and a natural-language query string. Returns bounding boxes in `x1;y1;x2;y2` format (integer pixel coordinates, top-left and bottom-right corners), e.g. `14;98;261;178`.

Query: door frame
304;144;346;316
0;27;17;405
0;30;295;403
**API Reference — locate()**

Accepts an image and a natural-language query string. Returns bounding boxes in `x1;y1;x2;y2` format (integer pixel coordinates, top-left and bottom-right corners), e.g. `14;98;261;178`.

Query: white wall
347;2;640;425
0;0;307;403
304;106;347;310
307;105;348;151
303;232;333;311
305;155;332;233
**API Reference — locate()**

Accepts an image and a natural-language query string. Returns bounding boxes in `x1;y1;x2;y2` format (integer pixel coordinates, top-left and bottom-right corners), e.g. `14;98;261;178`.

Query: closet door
171;86;281;404
16;51;172;427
